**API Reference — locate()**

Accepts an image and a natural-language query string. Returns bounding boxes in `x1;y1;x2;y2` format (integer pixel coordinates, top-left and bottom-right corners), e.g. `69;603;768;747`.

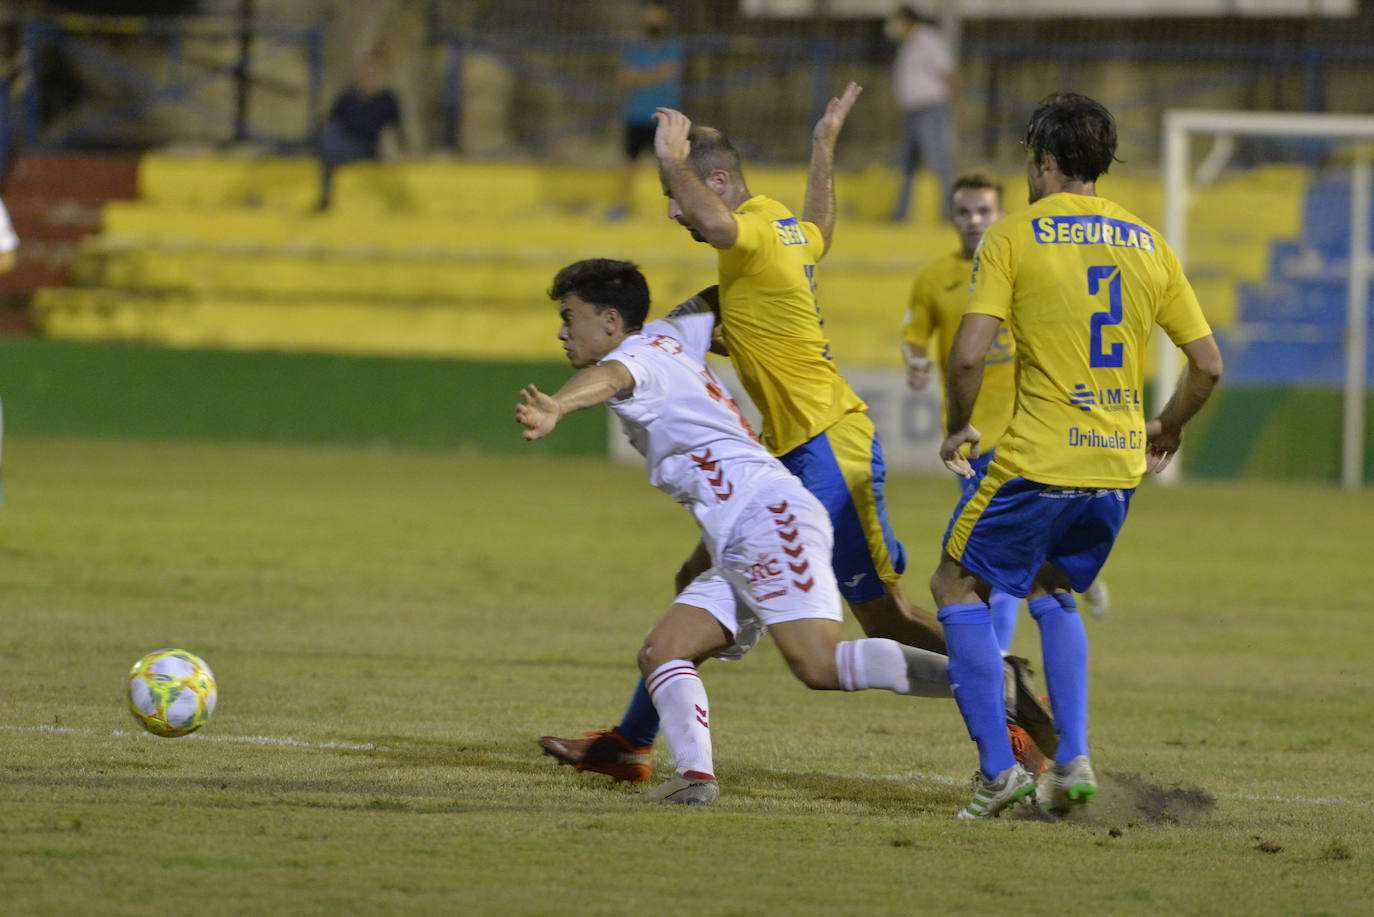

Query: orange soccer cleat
538;728;653;785
1008;723;1048;777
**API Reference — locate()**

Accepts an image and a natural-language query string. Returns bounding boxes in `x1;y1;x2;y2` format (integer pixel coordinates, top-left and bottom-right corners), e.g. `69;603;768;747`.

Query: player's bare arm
516;361;636;441
663;285;728;355
695;284;721;319
938;312;998;476
803;81;862;256
1145;334;1223;473
653;108;739;249
698;285;729;355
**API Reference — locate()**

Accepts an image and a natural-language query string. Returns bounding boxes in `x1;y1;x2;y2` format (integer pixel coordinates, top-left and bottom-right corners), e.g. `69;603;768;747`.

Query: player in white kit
518;259;955;804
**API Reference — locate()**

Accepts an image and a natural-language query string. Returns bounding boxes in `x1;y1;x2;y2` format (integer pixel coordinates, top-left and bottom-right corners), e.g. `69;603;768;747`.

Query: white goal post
1161;109;1374;489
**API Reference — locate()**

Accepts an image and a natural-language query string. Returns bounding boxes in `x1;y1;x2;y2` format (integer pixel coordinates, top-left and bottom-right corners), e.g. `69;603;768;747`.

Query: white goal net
1161;109;1374;489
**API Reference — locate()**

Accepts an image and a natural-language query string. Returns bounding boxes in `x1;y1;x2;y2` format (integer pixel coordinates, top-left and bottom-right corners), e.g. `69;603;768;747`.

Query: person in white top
517;258;955;805
0;192;16;504
887;6;955;222
0;194;17;274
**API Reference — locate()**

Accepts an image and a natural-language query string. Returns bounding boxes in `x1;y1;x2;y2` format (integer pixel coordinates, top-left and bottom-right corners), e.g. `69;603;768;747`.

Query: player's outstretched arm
516;362;636;441
803;82;862;256
654;108;738;249
1145;334;1223;473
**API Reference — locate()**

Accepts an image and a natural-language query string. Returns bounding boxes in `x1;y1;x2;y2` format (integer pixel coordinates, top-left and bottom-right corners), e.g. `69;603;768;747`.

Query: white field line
5;723;1367;809
1;723;380;751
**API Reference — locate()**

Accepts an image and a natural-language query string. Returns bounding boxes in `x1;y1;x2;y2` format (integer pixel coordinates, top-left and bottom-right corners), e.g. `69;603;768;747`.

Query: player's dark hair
1022;92;1120;183
548;259;651;332
951;171;1003;205
686;125;747;188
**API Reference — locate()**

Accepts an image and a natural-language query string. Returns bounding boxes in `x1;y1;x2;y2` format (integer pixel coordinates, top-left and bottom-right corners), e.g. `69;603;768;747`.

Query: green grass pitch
1;435;1370;915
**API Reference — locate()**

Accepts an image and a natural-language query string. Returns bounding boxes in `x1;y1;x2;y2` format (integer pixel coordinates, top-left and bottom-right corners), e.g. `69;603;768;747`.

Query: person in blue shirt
314;52;404;212
609;3;684;221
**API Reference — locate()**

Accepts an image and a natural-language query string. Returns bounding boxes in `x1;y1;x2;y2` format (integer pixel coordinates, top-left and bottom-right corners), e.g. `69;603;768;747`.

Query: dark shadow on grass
352;737;965;813
20;731;966;816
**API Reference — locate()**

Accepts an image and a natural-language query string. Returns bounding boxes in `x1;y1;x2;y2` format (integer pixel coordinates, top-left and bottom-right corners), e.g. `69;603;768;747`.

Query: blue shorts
779;412;906;604
958;449;997;504
944;459;1133;599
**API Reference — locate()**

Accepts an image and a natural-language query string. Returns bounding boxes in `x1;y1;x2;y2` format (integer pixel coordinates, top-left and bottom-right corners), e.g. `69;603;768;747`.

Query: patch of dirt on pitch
1016;769;1218;827
1093;770;1218;825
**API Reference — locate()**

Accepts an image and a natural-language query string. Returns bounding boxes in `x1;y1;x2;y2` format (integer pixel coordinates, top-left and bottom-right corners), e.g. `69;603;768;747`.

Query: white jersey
600;298;797;547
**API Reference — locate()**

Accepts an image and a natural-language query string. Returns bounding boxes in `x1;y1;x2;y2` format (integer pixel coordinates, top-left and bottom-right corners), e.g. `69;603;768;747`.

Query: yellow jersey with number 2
967;192;1212;489
717;195;866;457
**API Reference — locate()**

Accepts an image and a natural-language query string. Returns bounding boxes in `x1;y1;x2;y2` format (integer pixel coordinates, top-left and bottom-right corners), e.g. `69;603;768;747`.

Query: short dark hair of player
951;172;1003;206
1022;92;1119;183
548;259;651;332
686;126;747;188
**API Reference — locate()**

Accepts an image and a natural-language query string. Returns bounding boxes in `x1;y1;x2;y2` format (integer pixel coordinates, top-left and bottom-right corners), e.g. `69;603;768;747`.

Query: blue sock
1029;593;1089;764
989;590;1020;655
615;677;660;748
937;602;1015;780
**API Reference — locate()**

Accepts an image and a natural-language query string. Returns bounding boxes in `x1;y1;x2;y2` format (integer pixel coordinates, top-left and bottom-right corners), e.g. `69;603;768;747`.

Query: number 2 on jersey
1087;265;1124;368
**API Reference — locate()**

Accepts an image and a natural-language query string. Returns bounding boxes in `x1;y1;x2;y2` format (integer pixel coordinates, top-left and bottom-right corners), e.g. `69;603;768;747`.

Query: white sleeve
654;298;716;361
0;197;16;254
598;340;656;405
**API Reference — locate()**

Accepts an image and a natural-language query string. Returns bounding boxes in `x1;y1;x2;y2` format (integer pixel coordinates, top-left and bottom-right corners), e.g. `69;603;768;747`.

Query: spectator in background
607;2;684;222
0;193;16;275
0;191;15;505
887;6;955;222
314;51;404;212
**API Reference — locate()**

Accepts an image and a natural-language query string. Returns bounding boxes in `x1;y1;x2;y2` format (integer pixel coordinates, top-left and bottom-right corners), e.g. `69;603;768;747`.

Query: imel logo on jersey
1070;383;1141;414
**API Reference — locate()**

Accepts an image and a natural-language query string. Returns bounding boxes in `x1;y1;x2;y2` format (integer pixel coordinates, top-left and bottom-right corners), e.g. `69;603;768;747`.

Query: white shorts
677;483;841;661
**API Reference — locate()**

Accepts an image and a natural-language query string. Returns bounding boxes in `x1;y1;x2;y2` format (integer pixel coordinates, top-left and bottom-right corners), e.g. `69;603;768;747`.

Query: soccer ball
126;649;218;738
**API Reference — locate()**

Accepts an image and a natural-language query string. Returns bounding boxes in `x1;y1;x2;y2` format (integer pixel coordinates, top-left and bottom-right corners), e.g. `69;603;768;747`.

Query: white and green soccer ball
126;649;218;738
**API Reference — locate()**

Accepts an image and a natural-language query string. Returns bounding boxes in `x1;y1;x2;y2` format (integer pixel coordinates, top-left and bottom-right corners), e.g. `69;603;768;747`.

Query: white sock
646;660;715;779
835;638;954;698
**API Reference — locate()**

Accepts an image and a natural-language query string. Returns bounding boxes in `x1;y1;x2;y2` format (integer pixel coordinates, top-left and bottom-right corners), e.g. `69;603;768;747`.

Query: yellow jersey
967;192;1212;488
718;195;866;456
902;250;1016;452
